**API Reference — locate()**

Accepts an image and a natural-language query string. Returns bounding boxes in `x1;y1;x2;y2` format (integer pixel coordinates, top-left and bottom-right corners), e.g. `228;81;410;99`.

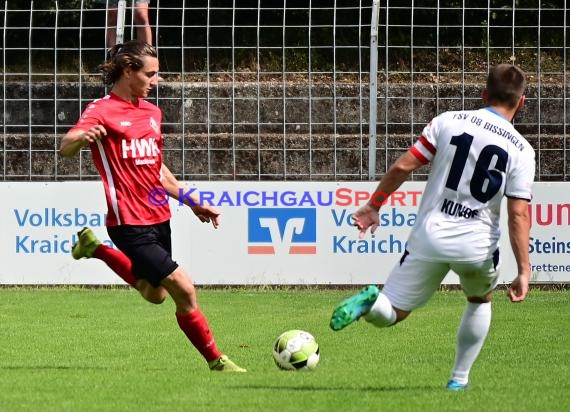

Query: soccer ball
272;329;320;371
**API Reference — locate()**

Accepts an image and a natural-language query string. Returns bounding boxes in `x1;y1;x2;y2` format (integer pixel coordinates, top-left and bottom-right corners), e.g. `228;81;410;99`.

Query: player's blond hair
98;40;157;86
486;64;526;109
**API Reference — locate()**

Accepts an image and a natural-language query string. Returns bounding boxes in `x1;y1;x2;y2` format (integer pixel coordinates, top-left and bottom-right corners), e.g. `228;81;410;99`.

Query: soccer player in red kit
60;40;245;372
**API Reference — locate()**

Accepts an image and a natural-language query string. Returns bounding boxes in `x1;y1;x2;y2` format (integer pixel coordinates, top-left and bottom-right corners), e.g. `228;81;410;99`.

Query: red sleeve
69;101;104;133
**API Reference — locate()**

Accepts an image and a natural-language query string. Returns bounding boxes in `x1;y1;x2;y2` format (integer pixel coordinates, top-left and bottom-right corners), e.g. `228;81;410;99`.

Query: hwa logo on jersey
121;138;160;160
247;208;317;255
120;121;132;127
150;117;160;134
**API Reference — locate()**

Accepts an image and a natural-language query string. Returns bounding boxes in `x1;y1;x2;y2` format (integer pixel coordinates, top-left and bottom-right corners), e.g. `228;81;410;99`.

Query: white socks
364;293;397;328
363;295;491;385
450;301;492;384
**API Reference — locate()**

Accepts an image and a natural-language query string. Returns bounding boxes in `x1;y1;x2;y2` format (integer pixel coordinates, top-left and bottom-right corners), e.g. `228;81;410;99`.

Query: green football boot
329;285;380;331
71;227;101;260
208;355;247;372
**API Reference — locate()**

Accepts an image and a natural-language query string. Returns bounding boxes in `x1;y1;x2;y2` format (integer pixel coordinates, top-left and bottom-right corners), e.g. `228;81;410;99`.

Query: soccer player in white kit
330;64;535;391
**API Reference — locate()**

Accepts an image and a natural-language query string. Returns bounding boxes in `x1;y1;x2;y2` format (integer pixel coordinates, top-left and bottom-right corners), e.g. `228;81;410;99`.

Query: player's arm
160;163;197;204
160;163;221;228
60;125;107;157
368;150;425;211
506;197;532;302
353;150;424;238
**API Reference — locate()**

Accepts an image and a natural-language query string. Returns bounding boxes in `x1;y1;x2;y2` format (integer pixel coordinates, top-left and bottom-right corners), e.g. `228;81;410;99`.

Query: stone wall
1;81;567;181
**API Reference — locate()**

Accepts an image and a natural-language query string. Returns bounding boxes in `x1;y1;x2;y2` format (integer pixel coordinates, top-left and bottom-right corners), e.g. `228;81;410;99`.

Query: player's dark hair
486;64;526;109
98;40;157;86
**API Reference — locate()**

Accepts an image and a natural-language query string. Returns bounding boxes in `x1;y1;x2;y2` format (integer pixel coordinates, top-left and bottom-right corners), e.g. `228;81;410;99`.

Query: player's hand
351;203;380;239
82;125;107;144
191;204;221;229
507;274;529;302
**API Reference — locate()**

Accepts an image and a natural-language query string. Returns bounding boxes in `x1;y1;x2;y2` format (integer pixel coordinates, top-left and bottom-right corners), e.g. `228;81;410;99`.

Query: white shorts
381;250;501;311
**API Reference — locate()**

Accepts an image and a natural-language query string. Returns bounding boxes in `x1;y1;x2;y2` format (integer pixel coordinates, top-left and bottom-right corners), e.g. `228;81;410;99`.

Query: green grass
0;288;568;412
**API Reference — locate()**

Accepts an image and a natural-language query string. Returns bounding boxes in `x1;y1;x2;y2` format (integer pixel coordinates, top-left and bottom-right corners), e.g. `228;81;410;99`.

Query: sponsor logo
146;187;423;207
121;137;160;162
247;208;316;255
150;117;160;134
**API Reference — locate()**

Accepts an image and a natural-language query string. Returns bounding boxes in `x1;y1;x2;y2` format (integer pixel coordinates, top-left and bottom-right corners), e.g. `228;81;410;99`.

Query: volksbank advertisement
0;182;568;284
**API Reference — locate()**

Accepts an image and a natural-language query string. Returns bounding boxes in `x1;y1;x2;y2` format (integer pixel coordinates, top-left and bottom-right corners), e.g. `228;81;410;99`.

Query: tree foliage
1;0;565;72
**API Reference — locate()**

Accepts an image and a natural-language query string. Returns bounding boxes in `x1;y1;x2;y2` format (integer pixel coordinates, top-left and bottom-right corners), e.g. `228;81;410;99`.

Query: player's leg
72;226;167;303
133;0;152;45
135;278;168;304
160;268;246;372
135;221;245;372
329;284;382;330
447;253;499;390
72;227;138;288
99;251;167;304
365;252;449;327
106;223;169;304
330;251;448;330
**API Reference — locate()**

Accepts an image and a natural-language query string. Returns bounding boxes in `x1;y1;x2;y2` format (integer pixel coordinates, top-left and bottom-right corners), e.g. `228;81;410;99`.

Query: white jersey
407;107;535;262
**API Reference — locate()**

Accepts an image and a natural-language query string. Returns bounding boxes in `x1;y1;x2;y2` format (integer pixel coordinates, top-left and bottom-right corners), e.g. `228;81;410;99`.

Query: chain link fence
1;1;568;181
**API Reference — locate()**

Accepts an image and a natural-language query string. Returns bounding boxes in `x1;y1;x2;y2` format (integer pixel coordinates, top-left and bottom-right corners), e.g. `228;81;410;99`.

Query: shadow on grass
0;365;107;370
228;384;438;392
1;365;171;372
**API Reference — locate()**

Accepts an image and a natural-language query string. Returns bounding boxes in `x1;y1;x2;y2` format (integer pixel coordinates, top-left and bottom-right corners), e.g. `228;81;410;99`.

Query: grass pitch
0;287;568;412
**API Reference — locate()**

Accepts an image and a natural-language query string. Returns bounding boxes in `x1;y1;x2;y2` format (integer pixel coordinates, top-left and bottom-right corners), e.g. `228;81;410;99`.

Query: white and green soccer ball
272;329;320;371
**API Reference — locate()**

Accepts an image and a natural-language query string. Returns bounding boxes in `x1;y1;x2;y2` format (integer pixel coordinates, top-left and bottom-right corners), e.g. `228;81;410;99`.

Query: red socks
93;246;220;362
176;309;222;362
93;244;138;287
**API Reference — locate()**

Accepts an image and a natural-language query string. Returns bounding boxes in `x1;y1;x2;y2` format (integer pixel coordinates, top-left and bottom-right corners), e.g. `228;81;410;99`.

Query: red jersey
71;92;171;226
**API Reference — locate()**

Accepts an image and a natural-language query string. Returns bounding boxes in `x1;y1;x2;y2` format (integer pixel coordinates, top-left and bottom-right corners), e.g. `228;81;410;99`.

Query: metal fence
1;1;568;181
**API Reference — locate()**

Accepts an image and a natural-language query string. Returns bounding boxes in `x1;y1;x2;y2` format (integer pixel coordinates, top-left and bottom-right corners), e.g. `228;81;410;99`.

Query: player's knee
161;269;198;310
170;286;198;313
146;292;167;305
175;288;195;306
139;282;168;305
146;296;165;305
394;308;411;323
467;293;492;304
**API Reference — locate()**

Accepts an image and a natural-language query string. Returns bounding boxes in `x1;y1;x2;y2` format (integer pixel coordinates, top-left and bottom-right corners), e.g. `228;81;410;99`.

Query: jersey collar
484;106;508;121
109;91;140;107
